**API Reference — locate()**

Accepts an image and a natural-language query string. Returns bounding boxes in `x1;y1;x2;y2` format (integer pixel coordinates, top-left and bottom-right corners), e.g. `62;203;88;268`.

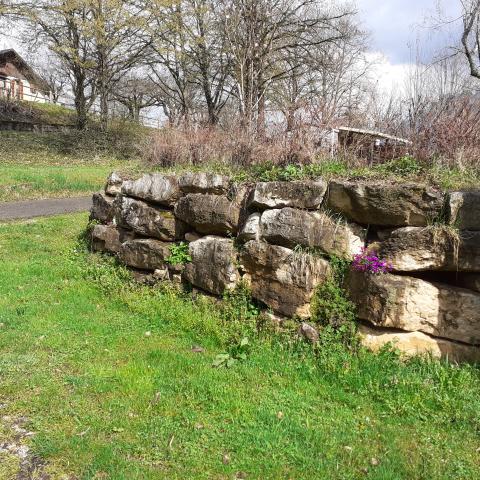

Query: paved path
0;196;92;221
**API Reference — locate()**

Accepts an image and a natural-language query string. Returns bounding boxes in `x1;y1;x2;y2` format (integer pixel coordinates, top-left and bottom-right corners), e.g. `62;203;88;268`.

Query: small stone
298;322;320;344
235;472;247;479
277;411;284;419
222;453;231;465
145;331;152;337
370;458;380;466
191;345;205;353
344;446;353;452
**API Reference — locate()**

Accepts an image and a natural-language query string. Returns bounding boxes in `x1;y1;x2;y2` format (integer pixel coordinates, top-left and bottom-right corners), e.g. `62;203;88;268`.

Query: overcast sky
357;0;462;64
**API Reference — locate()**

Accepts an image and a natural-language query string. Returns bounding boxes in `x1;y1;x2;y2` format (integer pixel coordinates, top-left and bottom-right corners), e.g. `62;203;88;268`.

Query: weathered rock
105;171;124;196
448;191;480;230
183;236;240;295
116;196;187;241
240;241;330;318
298;322;320;343
260;208;365;258
348;270;480;345
378;226;480;272
178;172;231;195
248;180;327;210
174;194;241;235
185;232;202;243
326;180;444;226
358;324;480;363
90;192;115;224
457;273;480;293
130;268;169;285
238;213;261;242
118;239;171;271
121;174;181;206
90;225;124;253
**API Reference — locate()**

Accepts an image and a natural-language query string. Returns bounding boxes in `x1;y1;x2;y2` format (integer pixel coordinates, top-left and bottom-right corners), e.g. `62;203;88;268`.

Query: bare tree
219;0;355;135
112;73;162;121
461;0;480;80
87;0;151;130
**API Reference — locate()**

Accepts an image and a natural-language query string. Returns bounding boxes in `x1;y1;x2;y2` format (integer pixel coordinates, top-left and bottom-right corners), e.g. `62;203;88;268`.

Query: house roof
0;48;50;93
336;126;412;145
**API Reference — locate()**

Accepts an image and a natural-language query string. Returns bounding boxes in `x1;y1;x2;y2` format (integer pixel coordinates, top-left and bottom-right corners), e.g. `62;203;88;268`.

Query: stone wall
90;172;480;363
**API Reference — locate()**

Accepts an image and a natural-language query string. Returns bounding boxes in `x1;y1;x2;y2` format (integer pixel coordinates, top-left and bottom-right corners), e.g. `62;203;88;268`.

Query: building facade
0;49;51;103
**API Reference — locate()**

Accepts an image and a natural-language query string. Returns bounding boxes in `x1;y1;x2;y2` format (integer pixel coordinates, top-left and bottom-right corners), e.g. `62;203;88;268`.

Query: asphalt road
0;196;92;221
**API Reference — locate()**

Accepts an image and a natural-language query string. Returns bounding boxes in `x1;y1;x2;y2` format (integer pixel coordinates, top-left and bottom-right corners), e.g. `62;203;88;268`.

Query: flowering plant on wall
352;248;393;274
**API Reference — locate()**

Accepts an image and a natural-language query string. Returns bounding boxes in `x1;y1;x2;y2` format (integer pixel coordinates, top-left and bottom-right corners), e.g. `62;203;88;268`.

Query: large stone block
174;194;241;235
90;192;115;224
326;180;444;226
178;172;231;195
248;180;327;210
378;226;480;272
115;196;187;241
105;171;125;196
240;241;330;318
358;324;480;363
348;270;480;345
90;224;134;254
121;174;181;206
448;191;480;230
183;236;240;295
118;239;171;271
260;208;365;258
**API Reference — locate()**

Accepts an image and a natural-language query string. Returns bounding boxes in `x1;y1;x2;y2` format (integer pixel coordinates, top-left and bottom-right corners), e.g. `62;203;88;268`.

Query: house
331;126;412;164
0;49;51;103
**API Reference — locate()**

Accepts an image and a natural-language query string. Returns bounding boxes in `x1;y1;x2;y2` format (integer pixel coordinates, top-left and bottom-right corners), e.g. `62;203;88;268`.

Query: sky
355;0;463;94
0;0;464;95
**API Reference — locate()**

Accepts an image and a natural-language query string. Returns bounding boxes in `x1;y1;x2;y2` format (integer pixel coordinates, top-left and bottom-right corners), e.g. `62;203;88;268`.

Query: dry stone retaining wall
90;172;480;363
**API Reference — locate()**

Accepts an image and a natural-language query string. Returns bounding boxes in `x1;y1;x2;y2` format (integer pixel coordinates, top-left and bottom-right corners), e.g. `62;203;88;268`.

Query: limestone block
183;236;240;295
348;270;480;345
90;192;115;224
378;226;480;272
326;180;444;226
448;191;480;230
116;195;187;241
178;172;231;195
174;194;241;235
118;239;171;271
240;240;330;318
121;174;181;206
260;207;365;258
248;180;327;210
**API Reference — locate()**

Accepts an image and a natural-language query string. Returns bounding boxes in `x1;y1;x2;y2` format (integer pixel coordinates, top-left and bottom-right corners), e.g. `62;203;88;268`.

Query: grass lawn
0;213;480;479
0;131;142;203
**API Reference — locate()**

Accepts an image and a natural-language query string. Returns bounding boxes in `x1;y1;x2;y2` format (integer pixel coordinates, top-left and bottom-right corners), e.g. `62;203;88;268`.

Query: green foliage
212;337;251;368
166;241;192;265
311;256;358;347
2;213;480;479
221;281;260;341
377;156;423;176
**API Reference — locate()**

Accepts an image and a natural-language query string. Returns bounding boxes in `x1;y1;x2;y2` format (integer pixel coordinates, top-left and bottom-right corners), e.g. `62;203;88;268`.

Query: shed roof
336;126;412;145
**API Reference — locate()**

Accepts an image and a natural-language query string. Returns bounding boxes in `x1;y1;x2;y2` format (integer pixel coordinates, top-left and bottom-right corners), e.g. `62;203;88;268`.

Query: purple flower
352;248;392;275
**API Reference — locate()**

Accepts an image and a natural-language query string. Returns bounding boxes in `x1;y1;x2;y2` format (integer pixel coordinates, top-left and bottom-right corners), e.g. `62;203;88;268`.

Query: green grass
0;131;143;202
1;214;480;479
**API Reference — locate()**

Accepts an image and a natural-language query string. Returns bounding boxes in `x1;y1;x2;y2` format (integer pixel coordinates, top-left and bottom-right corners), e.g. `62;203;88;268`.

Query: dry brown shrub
145;123;323;168
411;96;480;169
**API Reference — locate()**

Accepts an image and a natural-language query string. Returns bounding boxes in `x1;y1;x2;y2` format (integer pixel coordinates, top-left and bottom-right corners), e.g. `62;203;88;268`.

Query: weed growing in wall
311;256;358;348
166;242;192;265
